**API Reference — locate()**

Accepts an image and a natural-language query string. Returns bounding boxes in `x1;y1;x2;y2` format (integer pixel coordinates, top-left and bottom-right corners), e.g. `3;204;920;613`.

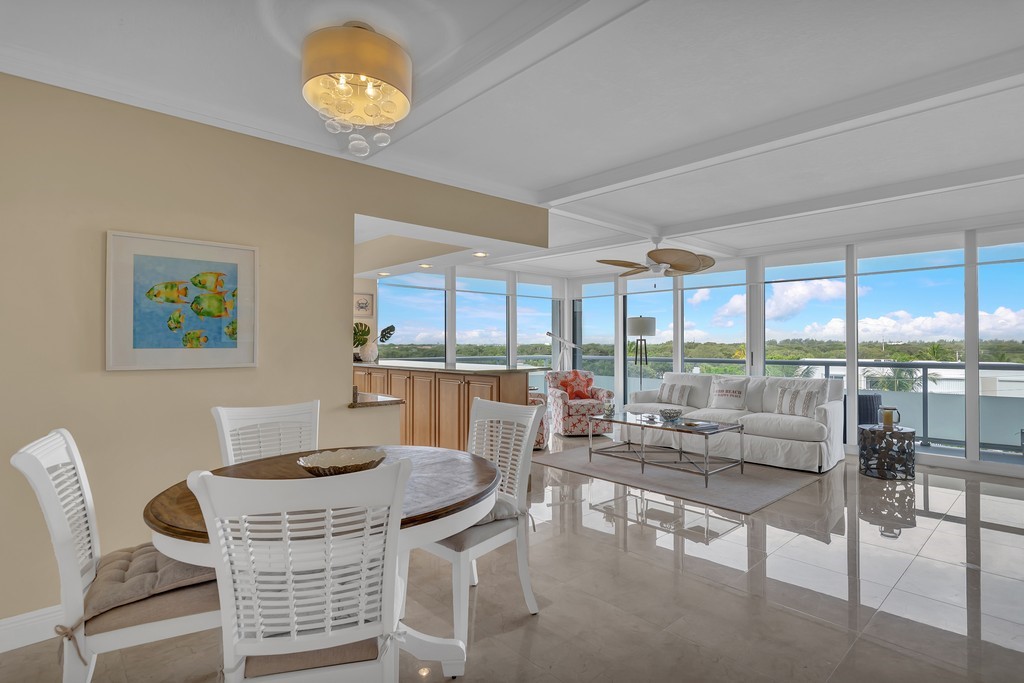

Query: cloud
683;327;709;342
408;329;444;344
801;318;847;340
713;294;746;327
979;306;1024;339
650;322;674;344
687;288;711;305
857;310;964;341
765;279;845;322
457;327;508;344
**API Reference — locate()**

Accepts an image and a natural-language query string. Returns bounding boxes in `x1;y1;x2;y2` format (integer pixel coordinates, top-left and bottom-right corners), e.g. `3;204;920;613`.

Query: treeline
378;338;1024;364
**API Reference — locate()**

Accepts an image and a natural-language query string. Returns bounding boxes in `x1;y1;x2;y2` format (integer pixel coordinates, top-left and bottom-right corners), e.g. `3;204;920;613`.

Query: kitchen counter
354;360;547;375
347;392;404;409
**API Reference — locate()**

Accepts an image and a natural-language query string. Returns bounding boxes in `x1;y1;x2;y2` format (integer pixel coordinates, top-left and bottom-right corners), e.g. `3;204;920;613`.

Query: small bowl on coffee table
659;408;683;422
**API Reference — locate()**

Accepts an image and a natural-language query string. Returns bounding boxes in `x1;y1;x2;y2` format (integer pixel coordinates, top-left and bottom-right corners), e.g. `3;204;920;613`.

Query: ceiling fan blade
597;259;646;269
696;255;716;271
664;268;696;277
647;248;702;272
619;267;650;277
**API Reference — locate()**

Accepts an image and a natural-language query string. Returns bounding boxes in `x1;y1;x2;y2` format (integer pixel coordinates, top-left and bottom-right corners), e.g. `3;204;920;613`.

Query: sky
377;249;1024;349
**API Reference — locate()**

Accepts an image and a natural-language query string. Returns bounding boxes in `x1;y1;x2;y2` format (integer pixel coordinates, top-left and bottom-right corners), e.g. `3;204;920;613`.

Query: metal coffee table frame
587;412;744;487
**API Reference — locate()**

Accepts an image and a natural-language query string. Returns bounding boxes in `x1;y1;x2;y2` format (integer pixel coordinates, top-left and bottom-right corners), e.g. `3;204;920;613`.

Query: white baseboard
0;605;61;653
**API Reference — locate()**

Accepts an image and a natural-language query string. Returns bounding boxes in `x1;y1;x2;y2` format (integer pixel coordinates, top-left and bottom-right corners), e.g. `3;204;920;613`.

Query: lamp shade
626;316;655;337
301;24;412;123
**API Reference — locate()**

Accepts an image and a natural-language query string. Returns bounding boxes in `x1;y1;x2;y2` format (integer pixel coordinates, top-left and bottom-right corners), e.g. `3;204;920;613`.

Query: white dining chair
10;429;220;683
211;400;319;466
188;458;411;683
422;398;544;648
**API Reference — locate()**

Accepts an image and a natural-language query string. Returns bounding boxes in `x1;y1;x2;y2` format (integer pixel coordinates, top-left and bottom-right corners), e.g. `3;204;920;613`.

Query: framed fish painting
106;231;258;370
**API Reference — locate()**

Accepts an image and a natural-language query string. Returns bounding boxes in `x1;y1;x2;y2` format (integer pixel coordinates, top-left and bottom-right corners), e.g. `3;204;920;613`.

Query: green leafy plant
378;324;396;343
353;322;371;348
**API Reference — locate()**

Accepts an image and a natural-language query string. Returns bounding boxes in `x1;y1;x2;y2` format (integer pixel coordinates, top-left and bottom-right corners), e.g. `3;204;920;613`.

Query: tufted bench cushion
83;543;216;624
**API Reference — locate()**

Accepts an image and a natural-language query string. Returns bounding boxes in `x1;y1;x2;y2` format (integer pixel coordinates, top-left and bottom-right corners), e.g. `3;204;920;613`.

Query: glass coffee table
587;411;744;487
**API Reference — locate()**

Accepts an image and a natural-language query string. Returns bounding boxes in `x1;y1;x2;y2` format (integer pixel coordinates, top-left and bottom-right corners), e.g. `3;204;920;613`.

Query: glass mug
878;406;901;429
603;400;615;416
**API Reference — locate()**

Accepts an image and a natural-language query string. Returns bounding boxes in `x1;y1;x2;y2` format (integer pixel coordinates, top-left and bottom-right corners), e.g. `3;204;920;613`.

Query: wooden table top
144;445;499;543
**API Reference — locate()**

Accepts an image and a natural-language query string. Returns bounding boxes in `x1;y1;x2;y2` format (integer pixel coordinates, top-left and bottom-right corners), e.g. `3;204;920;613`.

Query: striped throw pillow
776;388;819;417
657;383;690;406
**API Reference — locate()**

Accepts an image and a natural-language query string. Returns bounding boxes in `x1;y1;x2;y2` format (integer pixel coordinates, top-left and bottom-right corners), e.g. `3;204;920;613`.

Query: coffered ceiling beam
539;48;1024;207
659;159;1024;238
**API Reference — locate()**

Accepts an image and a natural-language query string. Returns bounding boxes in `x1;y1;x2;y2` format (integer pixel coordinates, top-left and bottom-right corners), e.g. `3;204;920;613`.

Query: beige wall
0;74;547;619
354;235;462;274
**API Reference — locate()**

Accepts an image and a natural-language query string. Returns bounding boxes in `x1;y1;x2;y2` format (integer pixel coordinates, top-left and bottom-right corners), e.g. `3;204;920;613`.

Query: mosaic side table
858;424;916;479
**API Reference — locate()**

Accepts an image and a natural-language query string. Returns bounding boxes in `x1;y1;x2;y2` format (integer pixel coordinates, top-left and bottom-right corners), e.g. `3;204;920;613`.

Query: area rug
532;446;821;515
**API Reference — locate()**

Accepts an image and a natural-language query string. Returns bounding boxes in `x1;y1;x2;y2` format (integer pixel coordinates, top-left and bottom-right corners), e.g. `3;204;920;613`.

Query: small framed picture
353;292;374;318
106;231;258;370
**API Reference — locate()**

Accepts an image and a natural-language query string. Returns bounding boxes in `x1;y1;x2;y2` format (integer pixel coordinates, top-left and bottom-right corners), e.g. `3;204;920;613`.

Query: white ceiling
4;0;1024;279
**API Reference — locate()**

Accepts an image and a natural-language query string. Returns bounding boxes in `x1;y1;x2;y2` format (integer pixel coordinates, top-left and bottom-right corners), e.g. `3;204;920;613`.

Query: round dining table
144;445;499;678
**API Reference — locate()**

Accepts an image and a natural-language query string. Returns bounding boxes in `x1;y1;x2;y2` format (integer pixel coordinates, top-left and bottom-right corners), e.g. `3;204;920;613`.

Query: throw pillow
558;370;593;400
776;388;819;417
657;383;690;406
707;377;748;410
473;496;520;526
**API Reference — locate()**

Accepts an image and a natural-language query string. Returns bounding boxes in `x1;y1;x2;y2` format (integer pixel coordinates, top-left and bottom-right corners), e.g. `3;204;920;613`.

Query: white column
445;267;457;365
845;245;859;449
673;276;683;372
964;230;980;461
507;271;518;367
614;277;625;401
746;257;765;376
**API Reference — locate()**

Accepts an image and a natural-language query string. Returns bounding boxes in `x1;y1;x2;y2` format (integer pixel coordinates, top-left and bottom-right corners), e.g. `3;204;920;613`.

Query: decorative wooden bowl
297;448;386;477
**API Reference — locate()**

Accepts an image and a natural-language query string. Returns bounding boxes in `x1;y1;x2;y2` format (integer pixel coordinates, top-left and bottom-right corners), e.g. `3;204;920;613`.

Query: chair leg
61;640;94;683
451;555;473;647
469;559;479;587
398;550;410;620
515;525;539;615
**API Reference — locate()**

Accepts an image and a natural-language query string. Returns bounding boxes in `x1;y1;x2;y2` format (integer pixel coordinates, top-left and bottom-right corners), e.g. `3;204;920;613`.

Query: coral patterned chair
546;370;614;437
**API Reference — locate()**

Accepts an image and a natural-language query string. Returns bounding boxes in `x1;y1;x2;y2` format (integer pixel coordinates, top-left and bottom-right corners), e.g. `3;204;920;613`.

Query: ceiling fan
598;239;715;277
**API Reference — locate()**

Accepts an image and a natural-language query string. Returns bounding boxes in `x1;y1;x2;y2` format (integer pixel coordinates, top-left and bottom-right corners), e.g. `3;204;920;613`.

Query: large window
857;246;965;458
624;278;673;395
764;259;846;382
978;239;1024;464
517;280;560;390
377;273;446;361
681;270;746;374
455;273;508;365
576;282;615;391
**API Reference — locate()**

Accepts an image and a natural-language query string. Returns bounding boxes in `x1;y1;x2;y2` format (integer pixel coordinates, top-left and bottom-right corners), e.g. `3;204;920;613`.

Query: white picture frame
353;292;374;318
106;231;258;370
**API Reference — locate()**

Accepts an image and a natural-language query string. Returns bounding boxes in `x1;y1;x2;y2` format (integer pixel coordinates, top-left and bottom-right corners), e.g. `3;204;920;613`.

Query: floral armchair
545;370;614;437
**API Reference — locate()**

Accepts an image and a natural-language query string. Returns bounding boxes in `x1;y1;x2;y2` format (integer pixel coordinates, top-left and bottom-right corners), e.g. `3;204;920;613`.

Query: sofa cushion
708;377;749;410
568;399;604;416
739;412;827;442
658;372;714;408
764;377;829;413
744;376;767;413
685;408;751;424
776;388;820;417
656;382;690;406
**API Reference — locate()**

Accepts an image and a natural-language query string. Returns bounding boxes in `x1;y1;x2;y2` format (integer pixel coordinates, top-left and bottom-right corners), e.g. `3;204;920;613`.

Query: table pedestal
858;424;916;479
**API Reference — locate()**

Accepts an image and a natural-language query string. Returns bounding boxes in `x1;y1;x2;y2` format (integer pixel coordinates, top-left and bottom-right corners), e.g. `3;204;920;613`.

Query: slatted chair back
466;398;544;513
188;459;410;674
211;400;320;466
11;429;101;625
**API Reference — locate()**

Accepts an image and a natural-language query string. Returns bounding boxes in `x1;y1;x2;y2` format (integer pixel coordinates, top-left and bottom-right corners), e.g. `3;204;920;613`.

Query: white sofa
621;372;845;473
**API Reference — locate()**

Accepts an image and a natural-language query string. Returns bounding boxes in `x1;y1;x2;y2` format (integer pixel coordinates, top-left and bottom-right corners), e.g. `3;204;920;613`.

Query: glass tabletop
590;411;740;435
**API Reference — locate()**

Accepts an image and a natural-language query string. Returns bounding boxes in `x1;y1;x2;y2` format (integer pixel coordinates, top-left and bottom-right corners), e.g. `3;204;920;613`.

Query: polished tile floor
3;436;1023;682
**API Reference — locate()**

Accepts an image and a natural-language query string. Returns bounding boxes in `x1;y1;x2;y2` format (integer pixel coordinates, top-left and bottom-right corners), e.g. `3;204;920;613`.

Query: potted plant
353;323;396;362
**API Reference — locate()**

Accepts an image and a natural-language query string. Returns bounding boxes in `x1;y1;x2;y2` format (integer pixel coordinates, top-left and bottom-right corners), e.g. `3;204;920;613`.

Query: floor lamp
626;316;655;391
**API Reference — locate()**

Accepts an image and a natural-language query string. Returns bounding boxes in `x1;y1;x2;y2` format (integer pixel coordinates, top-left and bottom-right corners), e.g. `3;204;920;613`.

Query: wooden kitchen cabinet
352;364;531;448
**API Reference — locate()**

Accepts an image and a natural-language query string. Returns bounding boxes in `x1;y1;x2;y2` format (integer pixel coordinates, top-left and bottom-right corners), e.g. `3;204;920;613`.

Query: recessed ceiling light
472;251;488;258
377;272;390;277
418;263;433;268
